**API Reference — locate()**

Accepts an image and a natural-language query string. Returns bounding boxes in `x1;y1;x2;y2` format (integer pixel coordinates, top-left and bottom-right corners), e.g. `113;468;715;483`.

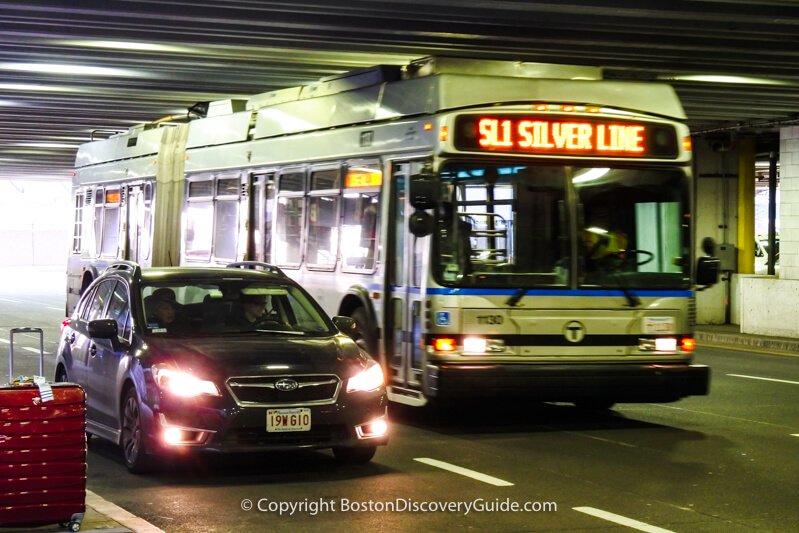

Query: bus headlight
463;337;487;354
654;338;677;351
347;361;384;393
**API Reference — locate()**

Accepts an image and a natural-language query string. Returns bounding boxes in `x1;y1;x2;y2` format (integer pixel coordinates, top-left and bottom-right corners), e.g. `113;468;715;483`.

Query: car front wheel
121;387;152;473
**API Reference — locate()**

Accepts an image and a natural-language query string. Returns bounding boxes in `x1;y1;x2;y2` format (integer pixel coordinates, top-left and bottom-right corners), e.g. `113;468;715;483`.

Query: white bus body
68;57;712;407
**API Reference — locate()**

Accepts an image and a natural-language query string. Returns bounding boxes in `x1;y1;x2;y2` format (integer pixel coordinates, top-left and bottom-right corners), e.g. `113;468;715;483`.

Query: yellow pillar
737;136;755;274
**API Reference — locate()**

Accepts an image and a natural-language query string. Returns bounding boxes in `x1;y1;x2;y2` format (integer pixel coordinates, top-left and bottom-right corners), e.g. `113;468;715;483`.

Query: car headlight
347;361;384;393
153;364;220;397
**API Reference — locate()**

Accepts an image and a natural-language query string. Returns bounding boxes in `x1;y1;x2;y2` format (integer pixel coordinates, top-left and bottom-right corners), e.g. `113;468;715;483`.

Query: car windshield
433;162;690;290
141;279;334;336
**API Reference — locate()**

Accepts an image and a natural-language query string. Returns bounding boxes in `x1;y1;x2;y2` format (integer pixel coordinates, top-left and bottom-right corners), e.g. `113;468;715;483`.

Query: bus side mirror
409;172;438;210
409;210;434;237
696;256;720;287
701;236;716;256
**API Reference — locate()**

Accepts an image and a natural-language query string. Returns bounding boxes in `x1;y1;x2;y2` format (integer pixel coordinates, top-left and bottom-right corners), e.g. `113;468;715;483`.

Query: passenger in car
150;298;180;327
147;289;188;329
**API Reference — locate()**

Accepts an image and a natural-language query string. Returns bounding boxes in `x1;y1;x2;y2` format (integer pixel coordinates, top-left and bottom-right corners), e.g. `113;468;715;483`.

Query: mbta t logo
563;321;586;343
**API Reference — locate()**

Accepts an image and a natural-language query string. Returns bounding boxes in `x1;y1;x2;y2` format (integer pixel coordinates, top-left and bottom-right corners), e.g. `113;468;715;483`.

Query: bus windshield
434;162;690;290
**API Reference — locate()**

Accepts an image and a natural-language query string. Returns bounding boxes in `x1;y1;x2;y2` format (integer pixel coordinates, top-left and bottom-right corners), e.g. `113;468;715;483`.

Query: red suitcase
0;327;86;532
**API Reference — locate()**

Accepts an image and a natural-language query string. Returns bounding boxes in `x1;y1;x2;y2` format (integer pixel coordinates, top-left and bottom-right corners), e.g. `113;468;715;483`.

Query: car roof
140;267;284;280
102;265;294;285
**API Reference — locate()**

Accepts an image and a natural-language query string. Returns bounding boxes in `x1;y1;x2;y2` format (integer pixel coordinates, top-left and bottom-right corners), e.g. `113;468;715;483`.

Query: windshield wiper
607;270;640;307
506;288;528;307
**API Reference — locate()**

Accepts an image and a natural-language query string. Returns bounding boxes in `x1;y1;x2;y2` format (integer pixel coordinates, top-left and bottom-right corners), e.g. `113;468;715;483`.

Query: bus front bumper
424;362;709;403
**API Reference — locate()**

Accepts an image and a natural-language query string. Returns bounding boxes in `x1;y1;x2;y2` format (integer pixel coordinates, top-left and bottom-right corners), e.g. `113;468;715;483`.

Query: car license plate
266;408;311;433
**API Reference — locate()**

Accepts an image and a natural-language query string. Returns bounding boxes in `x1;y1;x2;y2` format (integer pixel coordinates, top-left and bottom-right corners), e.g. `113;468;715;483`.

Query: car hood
144;334;368;379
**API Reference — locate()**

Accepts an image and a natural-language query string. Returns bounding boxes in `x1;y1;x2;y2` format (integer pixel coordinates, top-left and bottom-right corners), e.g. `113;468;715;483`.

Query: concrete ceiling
2;0;799;180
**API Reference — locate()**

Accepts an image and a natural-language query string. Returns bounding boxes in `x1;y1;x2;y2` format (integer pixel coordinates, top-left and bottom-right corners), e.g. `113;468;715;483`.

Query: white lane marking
0;339;7;343
727;373;799;386
576;433;638;448
87;490;166;533
0;298;23;303
629;403;794;430
574;506;675;533
414;457;514;486
792;434;799;438
22;346;49;355
45;305;63;311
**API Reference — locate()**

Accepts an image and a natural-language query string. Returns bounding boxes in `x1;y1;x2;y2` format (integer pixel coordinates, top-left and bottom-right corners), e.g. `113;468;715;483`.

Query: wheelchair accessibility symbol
435;311;450;326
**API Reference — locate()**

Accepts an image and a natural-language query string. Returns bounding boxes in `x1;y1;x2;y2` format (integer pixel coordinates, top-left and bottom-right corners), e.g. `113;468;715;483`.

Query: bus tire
350;307;377;358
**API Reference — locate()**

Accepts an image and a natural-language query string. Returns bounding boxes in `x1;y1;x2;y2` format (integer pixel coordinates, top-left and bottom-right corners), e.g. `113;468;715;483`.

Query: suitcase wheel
59;519;82;532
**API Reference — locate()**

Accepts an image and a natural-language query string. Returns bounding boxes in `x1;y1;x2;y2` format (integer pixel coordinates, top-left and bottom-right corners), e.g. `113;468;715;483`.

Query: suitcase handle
9;327;45;383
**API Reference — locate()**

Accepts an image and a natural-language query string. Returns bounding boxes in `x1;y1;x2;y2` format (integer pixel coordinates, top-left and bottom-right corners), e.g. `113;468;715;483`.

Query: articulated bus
68;56;719;407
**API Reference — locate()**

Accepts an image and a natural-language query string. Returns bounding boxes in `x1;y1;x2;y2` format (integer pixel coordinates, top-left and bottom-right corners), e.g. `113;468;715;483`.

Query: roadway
1;268;798;532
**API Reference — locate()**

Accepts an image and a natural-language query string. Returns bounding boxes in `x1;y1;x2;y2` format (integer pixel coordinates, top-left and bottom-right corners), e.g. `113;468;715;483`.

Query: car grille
226;374;341;407
221;424;350;448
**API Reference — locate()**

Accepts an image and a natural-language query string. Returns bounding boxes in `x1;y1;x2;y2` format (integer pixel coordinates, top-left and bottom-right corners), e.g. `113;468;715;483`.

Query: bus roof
75;56;685;169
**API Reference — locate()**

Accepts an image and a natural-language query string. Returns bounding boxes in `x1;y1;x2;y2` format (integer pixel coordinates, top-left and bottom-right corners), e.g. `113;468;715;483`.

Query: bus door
250;172;276;262
388;161;427;394
125;184;145;263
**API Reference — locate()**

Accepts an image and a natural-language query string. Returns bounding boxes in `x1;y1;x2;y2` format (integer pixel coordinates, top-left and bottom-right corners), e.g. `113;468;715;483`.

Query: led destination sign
454;115;679;158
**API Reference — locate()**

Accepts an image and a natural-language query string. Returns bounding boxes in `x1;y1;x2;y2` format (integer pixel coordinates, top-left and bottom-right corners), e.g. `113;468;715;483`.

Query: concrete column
780;125;799;280
736;136;755;274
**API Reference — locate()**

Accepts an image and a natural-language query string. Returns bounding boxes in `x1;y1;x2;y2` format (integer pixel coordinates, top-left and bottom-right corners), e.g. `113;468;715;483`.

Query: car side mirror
88;318;118;339
88;319;128;351
332;316;356;335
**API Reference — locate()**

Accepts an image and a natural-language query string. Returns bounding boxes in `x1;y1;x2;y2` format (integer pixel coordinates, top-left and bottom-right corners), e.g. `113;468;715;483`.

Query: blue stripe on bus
389;287;692;298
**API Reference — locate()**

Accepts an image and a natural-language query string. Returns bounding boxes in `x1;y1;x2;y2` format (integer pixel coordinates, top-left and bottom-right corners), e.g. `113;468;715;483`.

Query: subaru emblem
275;378;299;392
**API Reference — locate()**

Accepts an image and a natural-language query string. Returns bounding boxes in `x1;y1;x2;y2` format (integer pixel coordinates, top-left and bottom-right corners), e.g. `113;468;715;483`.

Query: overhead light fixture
658;74;792;86
586;226;609;235
14;142;76;149
0;83;90;93
0;62;142;77
573;167;610;184
57;40;194;53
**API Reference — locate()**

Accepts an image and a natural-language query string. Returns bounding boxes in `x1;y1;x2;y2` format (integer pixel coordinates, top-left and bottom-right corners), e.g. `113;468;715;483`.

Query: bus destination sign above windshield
453;115;679;158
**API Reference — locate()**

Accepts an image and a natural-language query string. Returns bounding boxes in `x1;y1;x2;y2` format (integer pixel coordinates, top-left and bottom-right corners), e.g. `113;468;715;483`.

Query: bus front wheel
350;307;377;357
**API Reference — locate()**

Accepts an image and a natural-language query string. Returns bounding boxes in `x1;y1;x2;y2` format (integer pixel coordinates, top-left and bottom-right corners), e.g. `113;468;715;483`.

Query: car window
86;280;116;322
75;285;95;319
140;278;334;336
106;282;131;339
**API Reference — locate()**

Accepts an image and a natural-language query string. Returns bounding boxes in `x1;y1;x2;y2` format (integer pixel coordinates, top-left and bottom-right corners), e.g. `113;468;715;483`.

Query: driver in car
228;293;289;329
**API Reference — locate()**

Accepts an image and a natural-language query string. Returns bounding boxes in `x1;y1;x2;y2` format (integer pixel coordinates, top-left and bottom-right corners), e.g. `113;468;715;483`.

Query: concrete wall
694;137;740;325
737;125;799;337
739;275;799;336
0;180;71;267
